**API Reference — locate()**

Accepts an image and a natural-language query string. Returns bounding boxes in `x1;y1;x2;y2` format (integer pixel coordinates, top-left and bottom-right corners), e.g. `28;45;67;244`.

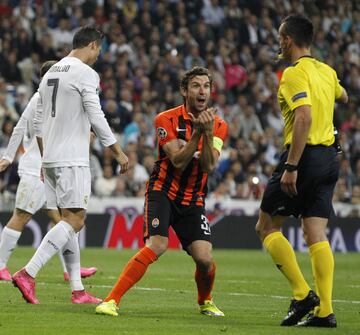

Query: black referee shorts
261;145;340;218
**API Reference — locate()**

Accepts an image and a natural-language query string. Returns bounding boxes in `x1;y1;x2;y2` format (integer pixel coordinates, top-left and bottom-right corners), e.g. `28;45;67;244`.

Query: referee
255;14;348;328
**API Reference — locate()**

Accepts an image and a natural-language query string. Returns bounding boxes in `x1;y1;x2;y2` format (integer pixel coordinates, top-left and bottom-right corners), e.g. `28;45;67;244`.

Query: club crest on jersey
152;218;160;228
157;127;167;140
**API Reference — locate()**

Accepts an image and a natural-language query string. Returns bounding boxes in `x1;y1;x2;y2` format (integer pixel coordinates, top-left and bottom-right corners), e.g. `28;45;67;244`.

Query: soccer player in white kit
12;27;129;304
0;61;99;304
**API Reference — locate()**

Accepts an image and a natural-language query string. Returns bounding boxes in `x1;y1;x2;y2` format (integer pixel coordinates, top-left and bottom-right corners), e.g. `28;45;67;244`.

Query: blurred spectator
237;105;264;140
0;90;18;130
1;51;23;84
103;99;121;134
201;0;225;38
94;164;117;197
51;18;74;50
0;0;359;205
351;185;360;205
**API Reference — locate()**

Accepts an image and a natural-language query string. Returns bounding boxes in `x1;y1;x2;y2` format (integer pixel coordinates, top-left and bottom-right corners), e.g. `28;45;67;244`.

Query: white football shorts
15;174;46;214
44;166;91;209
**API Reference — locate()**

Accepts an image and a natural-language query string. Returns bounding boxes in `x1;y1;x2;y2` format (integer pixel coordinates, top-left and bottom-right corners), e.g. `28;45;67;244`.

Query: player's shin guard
309;241;334;317
263;232;311;300
104;246;158;304
195;262;216;305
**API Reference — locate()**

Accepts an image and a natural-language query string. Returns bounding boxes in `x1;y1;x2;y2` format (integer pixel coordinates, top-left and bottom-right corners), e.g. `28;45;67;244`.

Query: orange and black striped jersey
146;104;228;206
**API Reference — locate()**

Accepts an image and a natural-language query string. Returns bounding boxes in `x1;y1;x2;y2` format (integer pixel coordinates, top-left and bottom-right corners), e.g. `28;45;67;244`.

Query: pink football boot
71;290;102;304
64;267;97;281
12;269;39;304
0;267;12;281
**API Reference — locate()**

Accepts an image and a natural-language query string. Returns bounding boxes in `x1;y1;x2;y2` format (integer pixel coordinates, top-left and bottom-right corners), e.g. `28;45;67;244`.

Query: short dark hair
72;26;103;49
40;60;57;77
180;66;212;91
282;14;313;47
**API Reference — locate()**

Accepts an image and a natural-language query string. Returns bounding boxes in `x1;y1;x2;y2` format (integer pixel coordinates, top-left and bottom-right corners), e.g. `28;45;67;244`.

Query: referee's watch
284;162;298;172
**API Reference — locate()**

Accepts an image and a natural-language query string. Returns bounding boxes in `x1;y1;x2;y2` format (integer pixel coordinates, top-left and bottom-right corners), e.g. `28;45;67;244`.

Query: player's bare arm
337;88;348;104
1;108;34;169
108;142;129;174
162;127;202;171
281;104;312;197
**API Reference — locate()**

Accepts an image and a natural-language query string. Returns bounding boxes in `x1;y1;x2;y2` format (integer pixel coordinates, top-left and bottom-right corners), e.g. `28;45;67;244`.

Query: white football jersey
34;56;116;168
2;92;42;177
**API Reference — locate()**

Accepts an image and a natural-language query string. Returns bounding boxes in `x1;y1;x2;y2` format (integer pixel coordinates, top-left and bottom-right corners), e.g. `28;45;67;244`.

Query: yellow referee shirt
278;56;344;146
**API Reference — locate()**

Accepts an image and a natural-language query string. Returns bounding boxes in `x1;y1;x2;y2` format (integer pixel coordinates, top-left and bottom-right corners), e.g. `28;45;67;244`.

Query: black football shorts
143;191;211;251
261;145;339;218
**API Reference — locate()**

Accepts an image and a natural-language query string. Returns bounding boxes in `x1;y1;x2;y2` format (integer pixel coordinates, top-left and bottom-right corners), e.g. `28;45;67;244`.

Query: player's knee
255;220;268;240
146;236;168;256
302;221;327;245
8;209;32;230
196;258;213;272
71;220;85;233
193;253;213;271
255;220;262;235
302;225;309;244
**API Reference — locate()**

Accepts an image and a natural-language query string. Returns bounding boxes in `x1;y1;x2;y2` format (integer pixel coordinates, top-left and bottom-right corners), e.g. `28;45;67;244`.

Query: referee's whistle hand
280;171;298;197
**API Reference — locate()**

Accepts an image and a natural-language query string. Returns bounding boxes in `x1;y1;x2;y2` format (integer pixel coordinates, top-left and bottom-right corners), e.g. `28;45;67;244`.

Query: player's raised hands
0;158;10;172
199;107;216;131
188;107;216;132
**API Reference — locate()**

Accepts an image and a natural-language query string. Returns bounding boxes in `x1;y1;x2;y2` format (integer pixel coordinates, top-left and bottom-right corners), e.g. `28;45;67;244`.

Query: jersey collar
293;55;313;66
181;104;191;120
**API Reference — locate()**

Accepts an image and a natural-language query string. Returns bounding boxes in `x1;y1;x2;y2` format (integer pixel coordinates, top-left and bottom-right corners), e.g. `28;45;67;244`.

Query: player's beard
279;44;291;62
188;97;208;115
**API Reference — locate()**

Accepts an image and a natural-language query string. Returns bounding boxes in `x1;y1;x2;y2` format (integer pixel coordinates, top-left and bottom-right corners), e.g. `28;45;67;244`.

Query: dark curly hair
180;66;212;91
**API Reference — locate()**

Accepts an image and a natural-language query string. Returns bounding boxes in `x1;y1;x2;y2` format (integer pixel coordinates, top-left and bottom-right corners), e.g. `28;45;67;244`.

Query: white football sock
0;227;21;269
25;221;75;278
61;232;84;291
58;250;68;273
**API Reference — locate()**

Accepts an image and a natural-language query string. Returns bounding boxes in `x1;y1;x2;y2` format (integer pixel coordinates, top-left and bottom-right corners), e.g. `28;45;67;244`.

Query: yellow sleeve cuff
213;136;223;153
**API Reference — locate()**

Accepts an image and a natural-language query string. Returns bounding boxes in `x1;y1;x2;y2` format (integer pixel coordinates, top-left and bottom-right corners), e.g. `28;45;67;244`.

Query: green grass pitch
0;248;359;335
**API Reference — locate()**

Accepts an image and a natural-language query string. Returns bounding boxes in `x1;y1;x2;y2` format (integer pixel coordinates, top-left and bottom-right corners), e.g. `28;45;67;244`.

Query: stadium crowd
0;0;359;210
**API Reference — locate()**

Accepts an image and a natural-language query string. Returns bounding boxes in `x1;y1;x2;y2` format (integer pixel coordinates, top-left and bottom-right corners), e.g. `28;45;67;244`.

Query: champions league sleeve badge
157;127;167;140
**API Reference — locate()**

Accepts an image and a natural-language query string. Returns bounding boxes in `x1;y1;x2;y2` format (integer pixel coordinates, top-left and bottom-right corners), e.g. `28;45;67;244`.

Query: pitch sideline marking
2;281;359;304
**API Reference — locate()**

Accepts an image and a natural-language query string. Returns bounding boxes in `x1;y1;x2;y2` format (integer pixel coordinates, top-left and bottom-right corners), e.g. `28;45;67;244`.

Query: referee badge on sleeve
157;127;167;140
292;92;307;102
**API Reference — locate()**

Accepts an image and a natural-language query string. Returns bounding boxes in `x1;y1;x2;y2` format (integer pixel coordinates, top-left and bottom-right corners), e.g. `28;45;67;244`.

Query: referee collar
293;55;313;66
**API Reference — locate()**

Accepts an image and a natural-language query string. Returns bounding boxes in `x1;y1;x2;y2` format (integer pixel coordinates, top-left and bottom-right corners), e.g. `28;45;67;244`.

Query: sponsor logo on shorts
84;196;88;205
152;218;160;228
